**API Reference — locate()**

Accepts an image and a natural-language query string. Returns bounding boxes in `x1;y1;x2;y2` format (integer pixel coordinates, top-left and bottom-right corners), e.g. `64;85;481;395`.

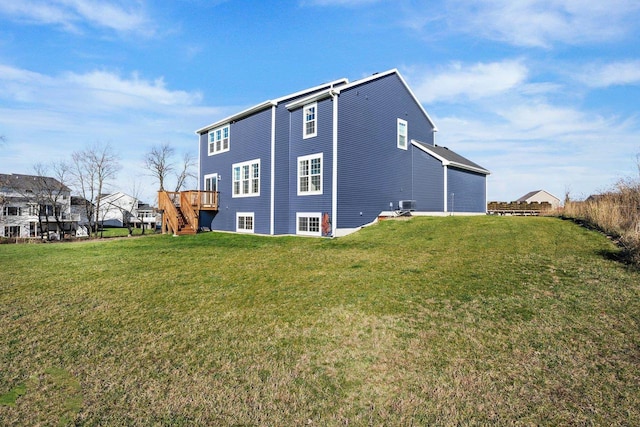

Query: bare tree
144;143;175;192
144;142;197;193
32;162;72;239
71;143;120;238
174;151;197;192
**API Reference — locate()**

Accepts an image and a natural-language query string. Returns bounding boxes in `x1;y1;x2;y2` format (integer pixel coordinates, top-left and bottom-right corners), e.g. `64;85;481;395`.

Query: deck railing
158;191;181;235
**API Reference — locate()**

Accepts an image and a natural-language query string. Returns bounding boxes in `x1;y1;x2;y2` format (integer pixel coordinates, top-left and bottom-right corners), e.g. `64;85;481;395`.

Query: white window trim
303;102;317;139
296;212;322;236
208;124;230;156
232;159;260;198
297;153;323;196
236;212;255;233
397;118;408;150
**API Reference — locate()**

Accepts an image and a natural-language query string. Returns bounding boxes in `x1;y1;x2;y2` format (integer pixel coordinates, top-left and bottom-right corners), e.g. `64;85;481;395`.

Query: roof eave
411;140;490;175
195;77;350;135
285;89;338;110
195;100;277;135
447;161;491;175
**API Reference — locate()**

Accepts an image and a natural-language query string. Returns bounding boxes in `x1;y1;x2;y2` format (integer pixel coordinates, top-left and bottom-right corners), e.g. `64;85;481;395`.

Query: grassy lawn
97;227;157;238
1;216;638;425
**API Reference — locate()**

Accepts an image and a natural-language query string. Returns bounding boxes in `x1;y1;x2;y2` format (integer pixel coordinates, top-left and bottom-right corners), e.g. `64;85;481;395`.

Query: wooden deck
487;201;552;216
158;190;218;235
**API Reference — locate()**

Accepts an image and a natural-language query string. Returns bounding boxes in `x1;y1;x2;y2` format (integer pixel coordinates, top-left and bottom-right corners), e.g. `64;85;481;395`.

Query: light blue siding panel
412;147;444;211
199;108;272;234
336;73;437;228
447;167;486;213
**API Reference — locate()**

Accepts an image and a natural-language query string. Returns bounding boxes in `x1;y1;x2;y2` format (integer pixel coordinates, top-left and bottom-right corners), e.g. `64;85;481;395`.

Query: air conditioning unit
399;200;416;211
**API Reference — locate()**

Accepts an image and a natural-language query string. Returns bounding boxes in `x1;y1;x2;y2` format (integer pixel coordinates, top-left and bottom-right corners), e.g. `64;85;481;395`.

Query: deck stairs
158;190;218;236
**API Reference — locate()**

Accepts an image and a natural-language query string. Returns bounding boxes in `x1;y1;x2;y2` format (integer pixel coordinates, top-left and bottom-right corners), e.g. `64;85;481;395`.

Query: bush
563;178;640;265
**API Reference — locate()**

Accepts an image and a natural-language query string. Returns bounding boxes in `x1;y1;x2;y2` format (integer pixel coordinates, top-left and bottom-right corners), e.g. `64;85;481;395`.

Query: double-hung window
298;153;322;195
303;102;317;138
232;159;260;197
397;118;408;150
208;124;230;155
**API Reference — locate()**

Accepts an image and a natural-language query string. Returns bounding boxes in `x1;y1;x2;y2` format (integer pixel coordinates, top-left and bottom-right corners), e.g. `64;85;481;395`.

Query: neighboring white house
97;192;158;229
0;173;80;239
516;190;561;210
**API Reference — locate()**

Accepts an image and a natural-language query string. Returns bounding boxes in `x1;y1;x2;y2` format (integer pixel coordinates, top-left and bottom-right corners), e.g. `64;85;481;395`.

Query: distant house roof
516;190;560;203
138;202;155;211
411;141;490;175
0;173;71;193
71;196;92;206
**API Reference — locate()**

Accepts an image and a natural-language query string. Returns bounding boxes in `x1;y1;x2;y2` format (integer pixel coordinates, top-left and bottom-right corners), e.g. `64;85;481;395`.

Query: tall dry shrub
562;178;640;265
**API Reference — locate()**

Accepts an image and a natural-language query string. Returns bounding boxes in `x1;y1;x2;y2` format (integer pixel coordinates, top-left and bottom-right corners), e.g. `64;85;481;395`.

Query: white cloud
408;60;528;103
65;70;200;109
0;65;202;113
460;0;640;48
434;106;639;201
0;64;230;202
399;0;640;48
577;60;640;88
404;58;640;201
0;0;152;35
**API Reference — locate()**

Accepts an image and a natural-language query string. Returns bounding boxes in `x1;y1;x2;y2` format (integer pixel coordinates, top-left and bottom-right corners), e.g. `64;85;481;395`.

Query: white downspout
443;165;448;212
331;90;338;237
270;105;276;235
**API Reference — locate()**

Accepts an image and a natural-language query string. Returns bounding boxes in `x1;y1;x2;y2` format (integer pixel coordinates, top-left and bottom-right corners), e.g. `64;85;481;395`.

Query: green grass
1;216;638;425
97;227;157;238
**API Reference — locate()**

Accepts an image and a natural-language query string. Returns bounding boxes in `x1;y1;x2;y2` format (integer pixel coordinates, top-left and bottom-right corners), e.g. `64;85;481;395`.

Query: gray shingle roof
411;141;490;175
0;173;71;193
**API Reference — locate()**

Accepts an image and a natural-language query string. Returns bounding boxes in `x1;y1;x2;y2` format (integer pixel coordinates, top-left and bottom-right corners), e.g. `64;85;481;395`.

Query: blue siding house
188;69;489;237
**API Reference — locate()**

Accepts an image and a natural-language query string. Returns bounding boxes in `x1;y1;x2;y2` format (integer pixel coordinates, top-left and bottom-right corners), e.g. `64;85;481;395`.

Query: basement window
236;212;254;233
296;212;321;236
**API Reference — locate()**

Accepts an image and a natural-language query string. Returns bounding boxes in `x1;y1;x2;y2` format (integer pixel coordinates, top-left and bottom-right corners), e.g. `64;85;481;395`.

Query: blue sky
1;0;639;204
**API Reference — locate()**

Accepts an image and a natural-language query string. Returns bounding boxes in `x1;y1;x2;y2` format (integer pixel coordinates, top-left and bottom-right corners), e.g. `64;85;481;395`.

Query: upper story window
298;153;322;195
303;102;317;139
232;159;260;198
3;206;21;216
208;124;230;156
397;118;408;150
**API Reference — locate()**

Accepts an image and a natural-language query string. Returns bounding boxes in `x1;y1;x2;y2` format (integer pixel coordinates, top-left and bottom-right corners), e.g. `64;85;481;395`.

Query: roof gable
338;69;438;131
